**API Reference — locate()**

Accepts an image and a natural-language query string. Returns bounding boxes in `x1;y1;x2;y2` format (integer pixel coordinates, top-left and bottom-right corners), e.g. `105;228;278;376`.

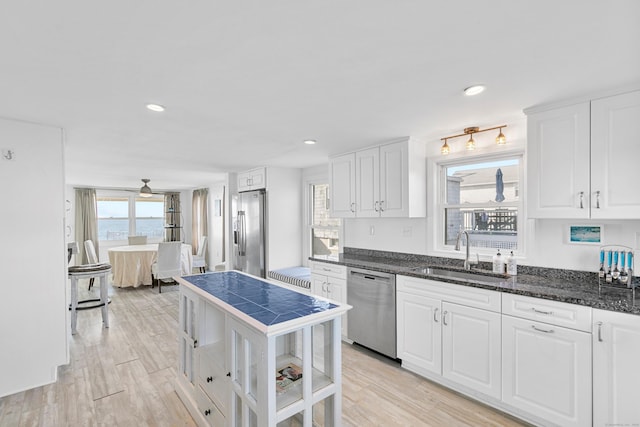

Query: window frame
302;179;343;264
435;149;525;256
96;189;165;245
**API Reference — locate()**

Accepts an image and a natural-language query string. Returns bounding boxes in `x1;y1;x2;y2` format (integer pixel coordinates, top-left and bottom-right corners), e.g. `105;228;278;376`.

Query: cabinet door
397;292;442;376
329;153;356;218
379;141;408;217
502;315;591;427
326;277;347;337
593;309;640;426
355;147;380;217
178;287;199;388
527;102;591;218
442;303;501;399
310;273;326;297
591;90;640;218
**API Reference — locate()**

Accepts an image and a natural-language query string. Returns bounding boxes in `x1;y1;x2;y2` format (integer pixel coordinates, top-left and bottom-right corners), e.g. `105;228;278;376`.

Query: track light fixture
440;125;507;155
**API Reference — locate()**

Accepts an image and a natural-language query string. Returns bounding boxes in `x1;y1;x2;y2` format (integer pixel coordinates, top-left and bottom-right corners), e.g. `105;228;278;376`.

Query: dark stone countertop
310;248;640;316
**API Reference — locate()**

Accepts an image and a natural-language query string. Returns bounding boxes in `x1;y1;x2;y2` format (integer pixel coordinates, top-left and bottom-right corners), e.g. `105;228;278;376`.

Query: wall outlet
402;226;412;237
369;225;375;236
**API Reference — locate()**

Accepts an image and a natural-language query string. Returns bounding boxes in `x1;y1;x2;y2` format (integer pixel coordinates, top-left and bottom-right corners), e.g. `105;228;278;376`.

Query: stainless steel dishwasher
347;267;397;359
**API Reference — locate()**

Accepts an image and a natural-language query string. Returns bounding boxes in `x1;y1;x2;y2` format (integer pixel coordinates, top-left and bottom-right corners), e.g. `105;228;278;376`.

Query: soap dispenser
492;250;504;274
507;251;517;276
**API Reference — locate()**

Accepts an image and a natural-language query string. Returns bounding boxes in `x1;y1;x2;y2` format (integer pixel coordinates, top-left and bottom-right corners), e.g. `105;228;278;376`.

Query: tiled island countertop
311;248;640;316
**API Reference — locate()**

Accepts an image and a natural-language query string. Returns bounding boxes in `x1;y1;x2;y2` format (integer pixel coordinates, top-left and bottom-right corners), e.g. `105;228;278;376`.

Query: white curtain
74;188;98;264
192;188;209;257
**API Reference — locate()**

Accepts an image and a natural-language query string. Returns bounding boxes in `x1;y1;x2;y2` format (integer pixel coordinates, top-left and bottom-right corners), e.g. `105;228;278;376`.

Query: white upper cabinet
590;90;640;218
237;167;266;192
526;89;640;219
329;153;356;218
330;138;426;218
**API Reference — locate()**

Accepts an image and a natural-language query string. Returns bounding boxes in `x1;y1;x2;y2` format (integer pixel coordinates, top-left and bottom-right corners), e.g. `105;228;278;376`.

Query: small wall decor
568;225;603;244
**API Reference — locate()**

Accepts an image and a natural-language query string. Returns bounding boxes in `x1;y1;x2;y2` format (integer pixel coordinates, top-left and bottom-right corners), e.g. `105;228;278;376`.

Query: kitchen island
175;271;351;427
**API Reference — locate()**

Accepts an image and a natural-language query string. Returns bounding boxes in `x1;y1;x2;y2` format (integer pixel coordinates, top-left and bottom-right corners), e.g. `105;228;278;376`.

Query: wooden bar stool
68;263;112;335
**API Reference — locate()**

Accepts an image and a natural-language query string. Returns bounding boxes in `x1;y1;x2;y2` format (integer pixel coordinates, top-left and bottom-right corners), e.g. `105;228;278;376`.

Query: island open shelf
174;271;351;427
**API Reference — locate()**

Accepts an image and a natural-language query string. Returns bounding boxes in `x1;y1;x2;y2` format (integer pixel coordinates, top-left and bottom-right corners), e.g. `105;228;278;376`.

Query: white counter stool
68;263;112;335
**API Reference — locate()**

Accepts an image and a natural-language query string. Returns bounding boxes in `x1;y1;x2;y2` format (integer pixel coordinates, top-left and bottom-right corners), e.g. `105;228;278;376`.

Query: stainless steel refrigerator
231;189;266;278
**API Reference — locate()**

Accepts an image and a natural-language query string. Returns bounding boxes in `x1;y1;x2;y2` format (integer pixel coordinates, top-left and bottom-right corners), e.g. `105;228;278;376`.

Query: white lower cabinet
310;261;348;338
441;302;501;399
396;276;501;399
593;308;640;427
502;314;591;427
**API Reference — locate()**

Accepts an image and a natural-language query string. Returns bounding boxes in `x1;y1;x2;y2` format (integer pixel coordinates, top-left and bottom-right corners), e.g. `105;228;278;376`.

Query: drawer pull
433;307;439;323
531;325;554;333
597;321;603;342
204;409;211;416
531;307;553;315
206;376;213;383
442;310;448;326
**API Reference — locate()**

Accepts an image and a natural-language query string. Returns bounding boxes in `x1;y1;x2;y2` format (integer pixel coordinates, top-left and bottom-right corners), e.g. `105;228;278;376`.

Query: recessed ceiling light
463;85;485;96
303;139;317;145
146;103;165;112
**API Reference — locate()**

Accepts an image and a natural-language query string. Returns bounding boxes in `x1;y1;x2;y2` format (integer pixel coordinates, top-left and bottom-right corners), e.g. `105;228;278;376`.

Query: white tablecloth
107;243;193;287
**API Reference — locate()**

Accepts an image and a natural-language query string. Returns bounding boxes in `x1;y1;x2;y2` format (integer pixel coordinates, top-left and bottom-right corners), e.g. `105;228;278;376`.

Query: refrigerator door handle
238;211;246;256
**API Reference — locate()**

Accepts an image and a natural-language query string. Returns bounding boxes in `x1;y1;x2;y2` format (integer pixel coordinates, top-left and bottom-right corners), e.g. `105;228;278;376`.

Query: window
309;184;341;258
97;193;164;242
439;155;522;252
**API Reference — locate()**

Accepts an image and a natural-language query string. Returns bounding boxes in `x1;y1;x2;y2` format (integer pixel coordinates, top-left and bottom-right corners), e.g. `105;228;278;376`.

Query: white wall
0;117;68;397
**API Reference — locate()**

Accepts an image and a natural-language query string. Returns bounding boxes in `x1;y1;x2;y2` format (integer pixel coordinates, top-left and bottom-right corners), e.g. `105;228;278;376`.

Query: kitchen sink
410;266;508;284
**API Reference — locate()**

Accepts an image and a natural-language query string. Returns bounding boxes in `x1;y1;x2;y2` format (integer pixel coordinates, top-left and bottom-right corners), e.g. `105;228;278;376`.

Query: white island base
175;271;350;427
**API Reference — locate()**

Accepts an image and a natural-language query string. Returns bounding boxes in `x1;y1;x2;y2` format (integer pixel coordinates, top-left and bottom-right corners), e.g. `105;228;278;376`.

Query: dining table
107;243;193;287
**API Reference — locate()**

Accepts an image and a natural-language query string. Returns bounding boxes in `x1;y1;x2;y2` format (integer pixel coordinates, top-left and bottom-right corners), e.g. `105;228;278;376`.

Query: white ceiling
1;1;639;191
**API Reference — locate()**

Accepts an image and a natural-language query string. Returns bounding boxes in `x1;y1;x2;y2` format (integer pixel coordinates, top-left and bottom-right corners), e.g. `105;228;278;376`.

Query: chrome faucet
455;230;472;270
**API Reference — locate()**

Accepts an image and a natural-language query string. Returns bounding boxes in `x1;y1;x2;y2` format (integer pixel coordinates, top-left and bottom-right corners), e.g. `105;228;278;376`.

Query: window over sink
438;154;523;253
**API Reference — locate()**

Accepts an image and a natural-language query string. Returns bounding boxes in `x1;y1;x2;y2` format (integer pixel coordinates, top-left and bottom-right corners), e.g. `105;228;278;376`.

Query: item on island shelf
507;251;517;276
612;251;620;282
628;252;634;288
276;363;303;394
492;250;504;274
598;249;605;279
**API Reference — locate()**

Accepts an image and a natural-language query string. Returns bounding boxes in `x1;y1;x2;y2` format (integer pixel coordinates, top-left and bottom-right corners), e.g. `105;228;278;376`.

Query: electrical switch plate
369;226;375;236
403;226;412;237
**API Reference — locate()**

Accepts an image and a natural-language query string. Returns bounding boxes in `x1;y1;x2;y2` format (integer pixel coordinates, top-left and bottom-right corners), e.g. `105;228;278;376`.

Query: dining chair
128;235;148;245
192;236;208;273
151;241;182;293
84;239;99;290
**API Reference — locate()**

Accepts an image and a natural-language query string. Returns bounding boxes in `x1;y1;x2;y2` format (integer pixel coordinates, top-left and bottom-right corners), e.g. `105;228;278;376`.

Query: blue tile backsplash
183;271;338;326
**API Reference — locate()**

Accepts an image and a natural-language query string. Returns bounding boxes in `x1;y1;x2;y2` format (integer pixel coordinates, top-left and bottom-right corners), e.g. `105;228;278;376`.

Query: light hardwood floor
0;280;528;427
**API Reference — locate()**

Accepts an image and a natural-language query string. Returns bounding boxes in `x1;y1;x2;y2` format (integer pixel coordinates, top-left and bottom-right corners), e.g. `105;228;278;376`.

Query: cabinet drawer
198;341;227;413
502;293;592;332
194;385;225;427
397;275;501;312
310;261;346;278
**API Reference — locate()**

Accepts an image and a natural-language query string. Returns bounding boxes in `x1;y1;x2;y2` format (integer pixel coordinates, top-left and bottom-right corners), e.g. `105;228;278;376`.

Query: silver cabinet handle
350;202;355;213
579;191;584;209
433;307;439;323
379;200;385;212
374;201;379;212
595;190;601;209
531;307;553;315
597;321;603;342
531;325;554;333
442;310;448;326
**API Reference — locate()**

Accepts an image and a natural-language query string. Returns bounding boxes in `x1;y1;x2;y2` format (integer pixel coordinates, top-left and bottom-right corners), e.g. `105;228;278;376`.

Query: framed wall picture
567;225;603;245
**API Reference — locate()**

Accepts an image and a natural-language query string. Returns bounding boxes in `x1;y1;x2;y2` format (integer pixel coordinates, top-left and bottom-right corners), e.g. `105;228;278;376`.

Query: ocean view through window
97;194;164;241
